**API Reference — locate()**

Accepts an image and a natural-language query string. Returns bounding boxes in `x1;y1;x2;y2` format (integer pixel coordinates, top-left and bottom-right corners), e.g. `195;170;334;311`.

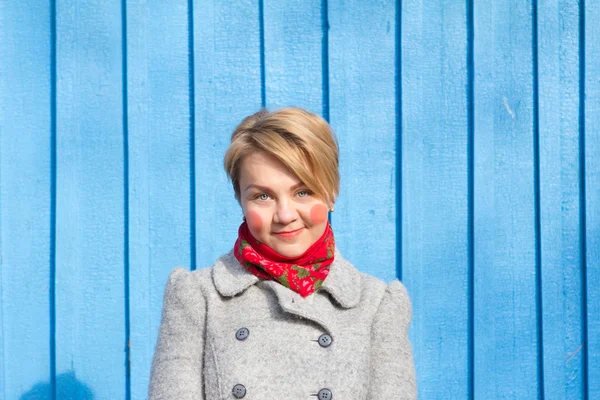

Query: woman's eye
257;193;270;201
297;190;309;198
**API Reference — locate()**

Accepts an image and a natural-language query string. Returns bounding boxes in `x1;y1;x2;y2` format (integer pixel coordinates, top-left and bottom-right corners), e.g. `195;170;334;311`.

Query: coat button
318;334;333;348
317;388;332;400
236;327;249;341
232;384;246;398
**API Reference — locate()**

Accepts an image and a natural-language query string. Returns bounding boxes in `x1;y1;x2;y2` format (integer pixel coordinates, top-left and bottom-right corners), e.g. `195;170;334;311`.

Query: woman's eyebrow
244;182;305;192
244;184;270;192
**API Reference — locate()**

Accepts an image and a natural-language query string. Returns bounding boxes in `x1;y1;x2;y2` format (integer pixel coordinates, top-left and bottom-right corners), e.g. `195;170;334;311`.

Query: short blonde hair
224;107;339;205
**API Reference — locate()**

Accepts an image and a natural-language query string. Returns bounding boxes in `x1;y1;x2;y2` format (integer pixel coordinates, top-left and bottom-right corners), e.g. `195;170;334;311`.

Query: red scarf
233;222;335;297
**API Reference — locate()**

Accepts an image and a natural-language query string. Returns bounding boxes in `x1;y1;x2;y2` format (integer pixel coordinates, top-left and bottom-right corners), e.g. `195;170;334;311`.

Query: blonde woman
149;108;416;399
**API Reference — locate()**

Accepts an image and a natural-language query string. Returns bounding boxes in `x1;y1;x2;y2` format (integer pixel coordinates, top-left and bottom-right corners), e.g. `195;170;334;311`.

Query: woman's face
238;151;330;258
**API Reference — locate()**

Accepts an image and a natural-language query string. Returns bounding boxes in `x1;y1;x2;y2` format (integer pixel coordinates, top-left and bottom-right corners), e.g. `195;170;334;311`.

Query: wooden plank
401;0;470;397
54;1;126;398
0;1;52;398
584;1;600;397
263;0;324;113
473;1;540;398
328;0;397;282
193;0;262;270
127;0;193;398
538;1;585;398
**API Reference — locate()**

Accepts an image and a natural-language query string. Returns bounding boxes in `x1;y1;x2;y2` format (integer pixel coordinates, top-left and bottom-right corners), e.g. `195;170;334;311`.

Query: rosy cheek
246;210;264;233
309;204;329;225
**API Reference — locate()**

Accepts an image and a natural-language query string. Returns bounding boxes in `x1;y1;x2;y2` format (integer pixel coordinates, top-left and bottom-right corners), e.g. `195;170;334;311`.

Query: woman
149;107;416;399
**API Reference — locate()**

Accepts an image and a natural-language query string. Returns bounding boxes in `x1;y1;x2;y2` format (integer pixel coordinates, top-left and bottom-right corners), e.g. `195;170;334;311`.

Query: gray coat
149;249;417;399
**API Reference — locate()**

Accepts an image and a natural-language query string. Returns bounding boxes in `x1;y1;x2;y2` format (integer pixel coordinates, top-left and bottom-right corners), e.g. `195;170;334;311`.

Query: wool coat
148;249;417;399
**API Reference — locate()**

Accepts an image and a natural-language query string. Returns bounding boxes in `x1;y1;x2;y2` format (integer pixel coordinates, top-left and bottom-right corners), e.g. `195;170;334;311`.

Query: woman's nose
274;200;298;224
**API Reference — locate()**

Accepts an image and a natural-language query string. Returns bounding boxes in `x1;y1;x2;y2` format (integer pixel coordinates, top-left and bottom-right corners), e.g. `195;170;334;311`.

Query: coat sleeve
368;280;417;399
149;267;206;400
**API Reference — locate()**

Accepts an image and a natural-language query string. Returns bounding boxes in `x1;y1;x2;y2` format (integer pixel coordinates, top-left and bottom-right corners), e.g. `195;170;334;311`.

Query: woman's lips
273;227;304;239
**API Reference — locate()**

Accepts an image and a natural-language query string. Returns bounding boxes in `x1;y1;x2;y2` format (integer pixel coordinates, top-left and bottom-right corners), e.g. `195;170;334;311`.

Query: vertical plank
585;1;600;397
55;1;126;398
193;0;262;269
0;1;52;398
126;1;192;398
473;1;539;398
328;0;397;282
401;0;470;397
538;1;585;398
263;0;324;113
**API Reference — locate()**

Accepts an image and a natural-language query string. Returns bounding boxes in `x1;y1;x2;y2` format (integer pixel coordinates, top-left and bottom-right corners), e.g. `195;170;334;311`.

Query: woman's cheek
246;210;264;233
309;204;329;225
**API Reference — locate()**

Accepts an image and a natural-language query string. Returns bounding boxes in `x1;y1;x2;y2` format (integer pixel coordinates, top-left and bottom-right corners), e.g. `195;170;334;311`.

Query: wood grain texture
127;0;193;398
473;0;540;398
401;0;470;397
0;2;598;399
328;0;398;282
54;1;126;398
585;1;600;397
193;0;262;271
0;1;52;398
538;1;585;398
263;0;324;113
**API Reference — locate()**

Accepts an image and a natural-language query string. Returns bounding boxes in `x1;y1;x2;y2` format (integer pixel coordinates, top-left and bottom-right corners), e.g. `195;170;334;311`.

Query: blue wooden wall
0;1;598;399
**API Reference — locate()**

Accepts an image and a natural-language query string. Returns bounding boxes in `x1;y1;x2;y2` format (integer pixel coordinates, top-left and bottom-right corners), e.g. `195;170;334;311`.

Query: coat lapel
212;249;362;334
212;252;259;296
320;249;362;308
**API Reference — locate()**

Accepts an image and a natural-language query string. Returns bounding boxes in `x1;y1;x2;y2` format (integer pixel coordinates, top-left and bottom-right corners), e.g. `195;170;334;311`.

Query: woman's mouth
273;227;304;239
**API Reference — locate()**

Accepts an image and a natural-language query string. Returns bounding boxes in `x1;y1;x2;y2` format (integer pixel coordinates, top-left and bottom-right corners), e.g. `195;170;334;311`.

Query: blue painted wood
473;1;539;398
126;1;193;399
328;0;398;283
0;2;599;399
0;2;53;398
538;1;585;398
54;1;126;398
401;1;470;398
585;1;600;397
263;0;324;114
193;0;262;270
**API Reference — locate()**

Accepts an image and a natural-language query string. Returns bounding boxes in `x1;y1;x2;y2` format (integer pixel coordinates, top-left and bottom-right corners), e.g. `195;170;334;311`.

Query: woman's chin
271;242;308;258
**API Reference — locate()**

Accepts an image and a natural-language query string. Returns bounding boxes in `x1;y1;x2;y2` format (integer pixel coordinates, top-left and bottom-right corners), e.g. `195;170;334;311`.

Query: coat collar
212;248;362;308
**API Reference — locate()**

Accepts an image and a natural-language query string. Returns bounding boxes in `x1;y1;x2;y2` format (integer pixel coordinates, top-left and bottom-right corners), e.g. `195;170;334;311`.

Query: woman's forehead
239;152;302;190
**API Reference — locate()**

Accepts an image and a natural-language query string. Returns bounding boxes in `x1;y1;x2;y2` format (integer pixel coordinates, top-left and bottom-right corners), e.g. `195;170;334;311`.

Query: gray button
232;384;246;398
318;388;332;400
236;328;249;341
318;334;333;348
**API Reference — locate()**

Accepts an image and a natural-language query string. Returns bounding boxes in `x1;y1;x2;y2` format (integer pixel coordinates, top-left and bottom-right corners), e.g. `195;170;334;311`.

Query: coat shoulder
163;265;214;301
383;279;412;312
356;271;412;315
167;252;251;299
358;272;388;293
167;265;213;283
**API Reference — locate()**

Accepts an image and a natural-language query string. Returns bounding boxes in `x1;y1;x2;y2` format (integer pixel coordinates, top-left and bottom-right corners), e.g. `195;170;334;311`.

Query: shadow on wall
20;371;94;400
